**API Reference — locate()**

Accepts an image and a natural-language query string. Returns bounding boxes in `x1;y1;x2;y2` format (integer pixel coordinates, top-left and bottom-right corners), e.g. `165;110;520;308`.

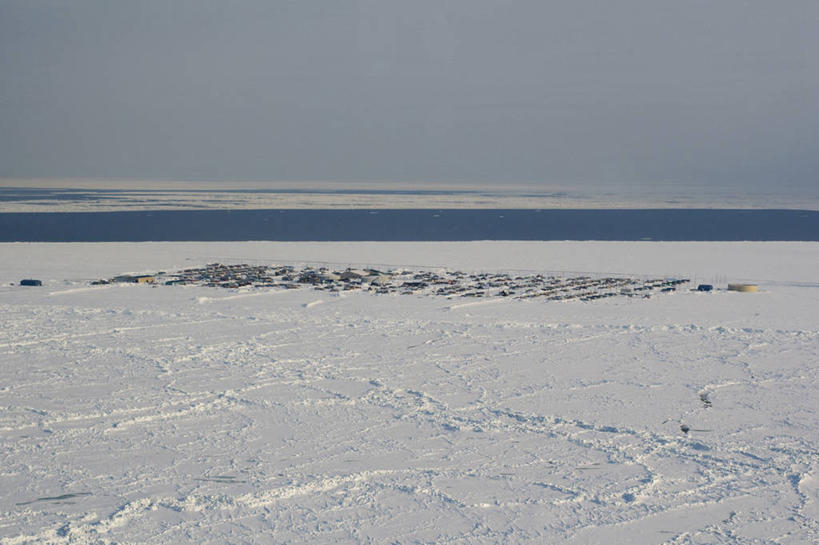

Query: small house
113;274;155;284
339;270;364;281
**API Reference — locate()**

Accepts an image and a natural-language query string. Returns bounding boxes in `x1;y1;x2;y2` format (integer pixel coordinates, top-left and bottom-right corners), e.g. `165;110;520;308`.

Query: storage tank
727;283;758;292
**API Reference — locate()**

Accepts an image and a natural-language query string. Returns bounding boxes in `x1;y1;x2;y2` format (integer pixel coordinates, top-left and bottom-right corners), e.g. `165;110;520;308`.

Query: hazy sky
1;1;817;192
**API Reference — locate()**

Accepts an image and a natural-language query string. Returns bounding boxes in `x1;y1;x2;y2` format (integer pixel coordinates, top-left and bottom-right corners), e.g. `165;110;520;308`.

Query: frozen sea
1;241;818;544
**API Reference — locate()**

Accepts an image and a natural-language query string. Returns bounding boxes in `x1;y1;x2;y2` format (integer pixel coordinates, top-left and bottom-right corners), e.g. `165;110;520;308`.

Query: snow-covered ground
1;242;817;544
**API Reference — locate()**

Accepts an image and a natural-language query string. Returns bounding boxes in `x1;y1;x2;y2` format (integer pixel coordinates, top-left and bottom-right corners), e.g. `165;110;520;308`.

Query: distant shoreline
2;185;816;213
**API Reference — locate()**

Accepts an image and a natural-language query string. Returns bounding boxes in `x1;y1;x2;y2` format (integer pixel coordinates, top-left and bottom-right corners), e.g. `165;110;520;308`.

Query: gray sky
1;0;817;192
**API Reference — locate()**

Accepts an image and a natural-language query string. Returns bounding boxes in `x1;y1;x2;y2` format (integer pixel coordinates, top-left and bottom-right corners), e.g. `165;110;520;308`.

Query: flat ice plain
1;242;818;544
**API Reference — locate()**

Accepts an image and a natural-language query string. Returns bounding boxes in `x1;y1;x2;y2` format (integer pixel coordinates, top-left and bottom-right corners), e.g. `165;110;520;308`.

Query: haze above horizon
1;1;817;199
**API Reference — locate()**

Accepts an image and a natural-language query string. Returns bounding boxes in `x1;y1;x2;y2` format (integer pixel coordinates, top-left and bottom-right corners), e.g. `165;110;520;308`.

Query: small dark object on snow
20;279;42;286
697;284;713;292
680;424;690;434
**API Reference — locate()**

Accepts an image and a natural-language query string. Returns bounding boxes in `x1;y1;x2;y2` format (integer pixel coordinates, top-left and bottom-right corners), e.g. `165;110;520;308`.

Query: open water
0;209;817;241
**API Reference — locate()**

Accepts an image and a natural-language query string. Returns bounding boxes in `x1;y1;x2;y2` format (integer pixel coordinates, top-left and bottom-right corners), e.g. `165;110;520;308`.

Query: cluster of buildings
96;263;690;302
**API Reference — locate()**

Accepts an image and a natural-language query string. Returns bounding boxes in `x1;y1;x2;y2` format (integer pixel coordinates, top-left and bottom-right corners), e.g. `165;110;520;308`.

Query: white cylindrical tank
727;283;759;292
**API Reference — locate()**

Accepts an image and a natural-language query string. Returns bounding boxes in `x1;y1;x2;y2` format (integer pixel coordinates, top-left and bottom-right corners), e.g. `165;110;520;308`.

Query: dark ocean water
0;209;817;242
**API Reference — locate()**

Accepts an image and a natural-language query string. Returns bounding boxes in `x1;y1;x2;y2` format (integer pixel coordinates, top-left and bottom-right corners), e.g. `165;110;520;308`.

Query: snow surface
1;242;818;544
